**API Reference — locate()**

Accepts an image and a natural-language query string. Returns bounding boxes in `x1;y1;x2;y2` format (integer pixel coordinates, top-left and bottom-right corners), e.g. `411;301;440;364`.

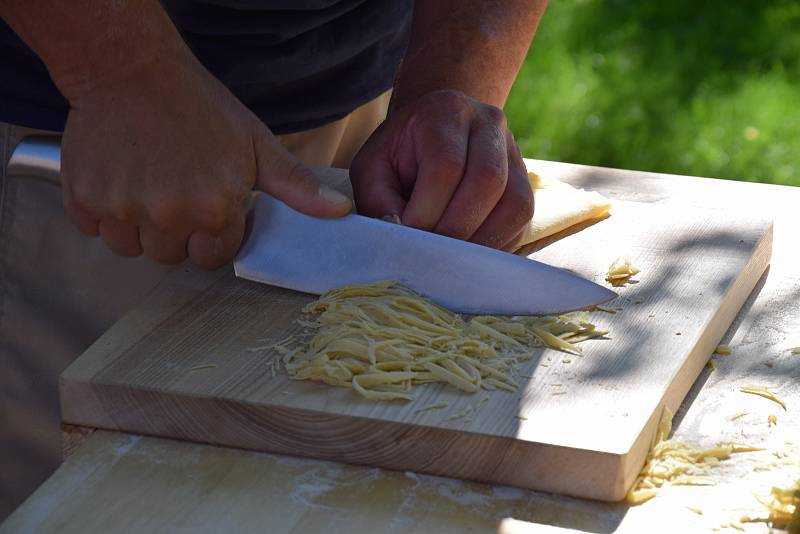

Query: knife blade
234;193;617;315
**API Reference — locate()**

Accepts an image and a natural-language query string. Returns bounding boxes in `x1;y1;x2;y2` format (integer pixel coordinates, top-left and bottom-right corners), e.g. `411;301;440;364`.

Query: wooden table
3;161;799;533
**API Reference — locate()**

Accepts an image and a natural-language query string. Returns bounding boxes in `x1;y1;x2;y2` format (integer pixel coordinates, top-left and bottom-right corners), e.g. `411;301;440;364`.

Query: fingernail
382;214;402;225
318;184;350;205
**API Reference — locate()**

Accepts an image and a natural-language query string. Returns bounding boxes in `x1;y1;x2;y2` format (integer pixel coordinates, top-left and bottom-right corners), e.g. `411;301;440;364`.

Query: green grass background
505;0;800;185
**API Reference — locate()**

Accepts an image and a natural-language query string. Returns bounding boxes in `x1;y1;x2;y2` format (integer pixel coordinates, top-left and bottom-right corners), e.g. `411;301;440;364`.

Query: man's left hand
350;90;533;251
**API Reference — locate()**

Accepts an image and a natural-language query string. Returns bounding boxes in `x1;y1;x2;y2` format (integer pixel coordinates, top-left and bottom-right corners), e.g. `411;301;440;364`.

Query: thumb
253;130;352;217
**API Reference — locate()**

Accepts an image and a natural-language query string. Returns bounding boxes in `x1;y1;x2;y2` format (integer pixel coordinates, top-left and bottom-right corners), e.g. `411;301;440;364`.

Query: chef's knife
234;193;616;315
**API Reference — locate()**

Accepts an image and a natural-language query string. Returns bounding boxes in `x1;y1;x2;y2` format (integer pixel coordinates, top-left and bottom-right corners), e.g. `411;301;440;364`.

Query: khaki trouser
0;91;390;520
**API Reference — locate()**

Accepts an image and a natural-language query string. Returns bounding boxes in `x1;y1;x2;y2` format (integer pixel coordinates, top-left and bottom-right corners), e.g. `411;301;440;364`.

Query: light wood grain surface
3;159;798;533
56;162;771;502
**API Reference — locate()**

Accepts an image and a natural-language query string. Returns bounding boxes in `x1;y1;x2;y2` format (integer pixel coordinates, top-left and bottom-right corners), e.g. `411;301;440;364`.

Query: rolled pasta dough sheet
518;170;612;249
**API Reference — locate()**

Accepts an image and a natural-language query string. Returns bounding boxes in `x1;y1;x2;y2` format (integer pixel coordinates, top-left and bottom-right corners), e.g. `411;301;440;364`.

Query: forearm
0;0;190;101
391;0;547;111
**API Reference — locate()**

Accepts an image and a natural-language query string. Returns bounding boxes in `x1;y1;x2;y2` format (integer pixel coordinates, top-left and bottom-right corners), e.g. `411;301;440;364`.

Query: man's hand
351;90;533;250
61;53;351;269
351;0;545;250
2;0;351;269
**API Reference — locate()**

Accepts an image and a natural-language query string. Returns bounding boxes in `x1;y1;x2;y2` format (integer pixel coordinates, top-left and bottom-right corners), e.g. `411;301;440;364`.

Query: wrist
389;0;546;112
59;44;200;106
56;44;191;104
388;88;469;117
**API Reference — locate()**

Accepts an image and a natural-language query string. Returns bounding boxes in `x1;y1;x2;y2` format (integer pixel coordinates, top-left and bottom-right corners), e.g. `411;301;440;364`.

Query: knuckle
146;198;180;231
66;178;99;210
473;161;508;192
513;184;535;224
195;196;231;232
108;196;136;223
435;88;467;102
483;104;507;128
433;89;470;117
433;153;466;185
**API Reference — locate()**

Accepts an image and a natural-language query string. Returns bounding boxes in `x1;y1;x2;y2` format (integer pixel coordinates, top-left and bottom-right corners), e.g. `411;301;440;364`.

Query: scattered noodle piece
605;257;640;287
768;414;778;427
714;344;732;355
594;304;623;314
189;364;218;372
626;407;764;505
728;411;749;421
414;401;449;413
739;385;787;411
446;406;474;421
272;281;607;401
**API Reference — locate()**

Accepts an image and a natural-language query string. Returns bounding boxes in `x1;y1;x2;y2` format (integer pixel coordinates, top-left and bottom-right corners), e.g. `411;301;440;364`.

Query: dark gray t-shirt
0;0;412;133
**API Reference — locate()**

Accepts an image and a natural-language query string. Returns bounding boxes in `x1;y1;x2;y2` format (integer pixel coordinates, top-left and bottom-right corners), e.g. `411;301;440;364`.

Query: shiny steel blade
234;193;617;315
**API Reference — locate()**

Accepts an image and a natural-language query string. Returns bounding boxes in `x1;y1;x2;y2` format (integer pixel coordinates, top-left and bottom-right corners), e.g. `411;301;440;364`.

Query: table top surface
3;160;799;534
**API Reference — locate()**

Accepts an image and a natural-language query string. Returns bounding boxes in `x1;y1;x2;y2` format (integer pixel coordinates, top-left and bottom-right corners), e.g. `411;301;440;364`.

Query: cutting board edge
59;379;631;502
618;219;773;492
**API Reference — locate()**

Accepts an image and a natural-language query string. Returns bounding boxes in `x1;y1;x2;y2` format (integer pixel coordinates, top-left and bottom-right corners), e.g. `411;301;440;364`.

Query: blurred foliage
505;0;800;185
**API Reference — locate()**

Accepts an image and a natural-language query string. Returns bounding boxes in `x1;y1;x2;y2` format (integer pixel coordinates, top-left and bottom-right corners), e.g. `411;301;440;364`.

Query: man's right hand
2;0;351;269
61;53;351;269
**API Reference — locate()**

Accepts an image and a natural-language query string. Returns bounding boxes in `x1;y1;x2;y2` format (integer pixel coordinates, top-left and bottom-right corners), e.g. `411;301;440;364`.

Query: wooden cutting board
59;168;772;502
